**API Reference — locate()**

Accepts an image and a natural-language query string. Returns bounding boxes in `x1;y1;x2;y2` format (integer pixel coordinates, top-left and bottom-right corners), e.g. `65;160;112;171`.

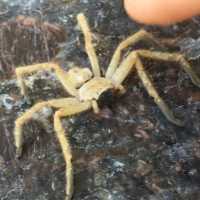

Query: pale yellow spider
14;13;200;200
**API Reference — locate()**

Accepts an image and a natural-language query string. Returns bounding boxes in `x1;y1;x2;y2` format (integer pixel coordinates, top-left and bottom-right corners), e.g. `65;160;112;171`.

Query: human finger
124;0;200;25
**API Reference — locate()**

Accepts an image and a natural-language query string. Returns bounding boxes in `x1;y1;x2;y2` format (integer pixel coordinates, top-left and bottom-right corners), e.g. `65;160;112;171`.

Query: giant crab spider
14;13;200;200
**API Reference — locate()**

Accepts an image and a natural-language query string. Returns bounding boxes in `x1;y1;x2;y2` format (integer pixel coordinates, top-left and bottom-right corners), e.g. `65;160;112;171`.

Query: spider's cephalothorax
14;13;200;200
77;76;124;101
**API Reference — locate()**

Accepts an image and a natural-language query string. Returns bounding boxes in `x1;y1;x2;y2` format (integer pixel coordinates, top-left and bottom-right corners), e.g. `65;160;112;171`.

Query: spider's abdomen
77;77;115;101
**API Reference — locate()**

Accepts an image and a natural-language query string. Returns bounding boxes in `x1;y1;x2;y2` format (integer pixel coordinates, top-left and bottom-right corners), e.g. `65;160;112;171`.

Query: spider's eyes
67;67;93;88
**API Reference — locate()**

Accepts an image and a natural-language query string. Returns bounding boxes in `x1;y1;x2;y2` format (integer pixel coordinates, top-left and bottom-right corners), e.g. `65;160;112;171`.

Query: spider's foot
15;147;22;159
20;88;31;104
171;118;184;127
24;94;31;105
66;194;73;200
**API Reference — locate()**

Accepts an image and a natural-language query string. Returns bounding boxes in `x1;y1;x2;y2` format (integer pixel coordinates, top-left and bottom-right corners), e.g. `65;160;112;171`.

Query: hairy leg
112;50;185;126
137;50;200;87
112;50;200;87
91;100;100;114
77;13;101;77
111;51;137;84
135;58;184;126
15;97;91;200
16;63;77;104
53;101;91;200
14;98;89;158
106;30;166;79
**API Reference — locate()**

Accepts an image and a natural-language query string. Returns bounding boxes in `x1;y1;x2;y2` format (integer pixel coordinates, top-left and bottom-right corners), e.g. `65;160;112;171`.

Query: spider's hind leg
77;13;101;77
16;63;76;104
53;101;91;200
15;98;91;200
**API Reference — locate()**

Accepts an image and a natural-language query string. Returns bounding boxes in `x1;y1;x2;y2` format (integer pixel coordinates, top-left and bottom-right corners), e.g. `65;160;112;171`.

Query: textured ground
1;0;200;200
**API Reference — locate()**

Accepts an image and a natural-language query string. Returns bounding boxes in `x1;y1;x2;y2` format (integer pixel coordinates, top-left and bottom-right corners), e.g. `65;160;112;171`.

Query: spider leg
111;51;137;84
15;98;87;158
77;13;101;77
137;50;200;87
15;98;91;200
111;51;184;126
135;57;184;126
54;101;91;200
16;63;77;104
91;100;100;114
106;30;166;79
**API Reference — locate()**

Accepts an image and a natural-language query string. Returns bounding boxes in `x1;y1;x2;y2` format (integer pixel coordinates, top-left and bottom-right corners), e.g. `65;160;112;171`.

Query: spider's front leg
135;58;184;126
111;51;184;126
106;30;166;79
137;50;200;87
16;63;77;104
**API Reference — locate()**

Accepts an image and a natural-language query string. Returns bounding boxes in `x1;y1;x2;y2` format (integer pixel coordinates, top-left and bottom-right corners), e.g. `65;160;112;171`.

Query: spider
14;13;200;200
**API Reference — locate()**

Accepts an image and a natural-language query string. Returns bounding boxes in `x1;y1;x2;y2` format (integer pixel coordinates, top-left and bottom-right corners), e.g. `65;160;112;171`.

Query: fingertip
124;0;168;25
124;0;200;25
